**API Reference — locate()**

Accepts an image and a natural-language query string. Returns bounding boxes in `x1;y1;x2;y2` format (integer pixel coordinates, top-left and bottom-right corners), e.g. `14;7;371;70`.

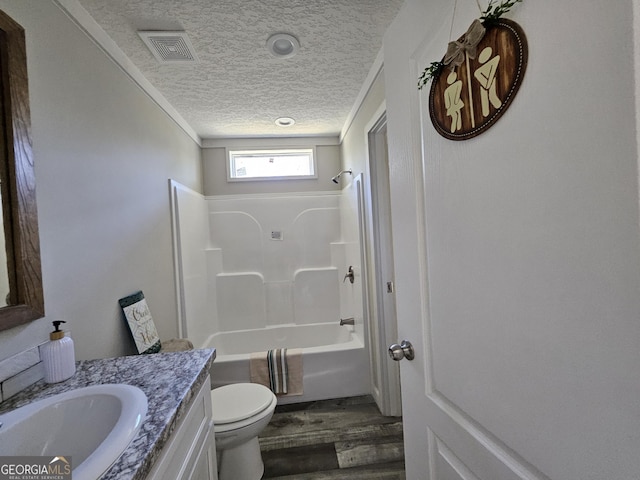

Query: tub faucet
340;317;355;326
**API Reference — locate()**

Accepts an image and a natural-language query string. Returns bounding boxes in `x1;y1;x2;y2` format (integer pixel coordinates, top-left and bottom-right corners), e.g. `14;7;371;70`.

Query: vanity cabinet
146;376;218;480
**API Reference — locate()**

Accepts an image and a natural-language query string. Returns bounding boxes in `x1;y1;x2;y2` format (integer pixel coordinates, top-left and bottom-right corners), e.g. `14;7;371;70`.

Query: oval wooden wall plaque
429;19;528;140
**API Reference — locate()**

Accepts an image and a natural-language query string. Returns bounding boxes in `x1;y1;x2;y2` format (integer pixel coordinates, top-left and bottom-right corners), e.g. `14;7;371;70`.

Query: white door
384;1;640;479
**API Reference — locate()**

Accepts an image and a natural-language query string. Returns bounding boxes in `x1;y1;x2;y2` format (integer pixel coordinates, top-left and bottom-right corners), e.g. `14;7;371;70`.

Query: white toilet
211;383;278;480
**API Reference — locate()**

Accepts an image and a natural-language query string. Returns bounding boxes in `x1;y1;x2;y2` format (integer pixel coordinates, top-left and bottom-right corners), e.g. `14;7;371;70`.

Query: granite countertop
0;348;216;480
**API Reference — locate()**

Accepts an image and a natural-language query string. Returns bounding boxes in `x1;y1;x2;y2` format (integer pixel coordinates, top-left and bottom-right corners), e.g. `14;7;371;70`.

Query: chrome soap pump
41;320;76;383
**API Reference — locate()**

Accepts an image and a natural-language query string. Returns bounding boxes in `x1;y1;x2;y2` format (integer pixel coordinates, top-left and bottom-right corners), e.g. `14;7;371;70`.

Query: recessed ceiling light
266;33;299;58
275;117;295;127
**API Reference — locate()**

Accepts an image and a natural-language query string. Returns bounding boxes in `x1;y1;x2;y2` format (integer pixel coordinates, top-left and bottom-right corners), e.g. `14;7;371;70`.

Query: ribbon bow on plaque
443;19;486;70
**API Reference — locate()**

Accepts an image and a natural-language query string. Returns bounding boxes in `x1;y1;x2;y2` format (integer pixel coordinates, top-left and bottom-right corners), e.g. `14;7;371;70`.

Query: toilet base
217;436;264;480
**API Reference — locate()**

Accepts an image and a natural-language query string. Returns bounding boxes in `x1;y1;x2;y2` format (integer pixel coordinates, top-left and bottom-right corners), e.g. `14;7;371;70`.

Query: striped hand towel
250;348;303;396
267;348;289;394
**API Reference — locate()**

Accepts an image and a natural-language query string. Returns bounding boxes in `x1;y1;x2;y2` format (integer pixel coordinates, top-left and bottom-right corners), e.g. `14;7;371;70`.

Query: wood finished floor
259;396;405;479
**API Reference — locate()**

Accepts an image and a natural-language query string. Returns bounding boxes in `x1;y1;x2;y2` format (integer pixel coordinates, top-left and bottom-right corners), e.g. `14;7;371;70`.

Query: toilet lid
211;383;275;425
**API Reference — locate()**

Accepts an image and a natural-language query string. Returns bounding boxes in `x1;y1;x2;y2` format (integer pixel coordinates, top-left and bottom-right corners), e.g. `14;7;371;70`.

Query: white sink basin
0;384;147;480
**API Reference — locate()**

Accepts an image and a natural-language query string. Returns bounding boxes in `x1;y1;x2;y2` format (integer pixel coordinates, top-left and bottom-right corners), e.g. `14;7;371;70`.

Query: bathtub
203;323;370;404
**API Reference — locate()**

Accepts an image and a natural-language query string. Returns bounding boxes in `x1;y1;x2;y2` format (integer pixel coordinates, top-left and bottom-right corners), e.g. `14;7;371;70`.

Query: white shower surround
170;180;369;402
208;193;345;330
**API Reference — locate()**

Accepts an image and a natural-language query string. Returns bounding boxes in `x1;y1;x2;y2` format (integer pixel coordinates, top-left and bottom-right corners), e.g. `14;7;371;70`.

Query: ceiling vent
138;31;199;64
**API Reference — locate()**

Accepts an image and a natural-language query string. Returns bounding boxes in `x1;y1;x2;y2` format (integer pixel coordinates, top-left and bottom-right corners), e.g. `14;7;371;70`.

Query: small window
227;148;316;181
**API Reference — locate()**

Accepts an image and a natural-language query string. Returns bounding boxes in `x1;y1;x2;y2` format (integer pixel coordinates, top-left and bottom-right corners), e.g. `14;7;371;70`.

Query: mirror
0;10;45;330
0;186;10;306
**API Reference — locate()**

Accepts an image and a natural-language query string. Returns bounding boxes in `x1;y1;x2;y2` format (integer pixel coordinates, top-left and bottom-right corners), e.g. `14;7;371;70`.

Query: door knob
388;340;415;361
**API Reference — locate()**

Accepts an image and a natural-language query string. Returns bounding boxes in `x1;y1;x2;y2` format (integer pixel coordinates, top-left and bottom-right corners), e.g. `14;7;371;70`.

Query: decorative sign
119;290;161;354
429;19;528;140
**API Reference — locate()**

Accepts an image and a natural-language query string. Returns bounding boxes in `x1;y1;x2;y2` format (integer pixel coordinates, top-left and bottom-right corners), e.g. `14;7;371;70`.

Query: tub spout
340;317;355;326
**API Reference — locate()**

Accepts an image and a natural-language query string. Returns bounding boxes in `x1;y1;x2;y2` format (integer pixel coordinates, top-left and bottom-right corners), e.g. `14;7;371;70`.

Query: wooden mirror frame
0;10;44;330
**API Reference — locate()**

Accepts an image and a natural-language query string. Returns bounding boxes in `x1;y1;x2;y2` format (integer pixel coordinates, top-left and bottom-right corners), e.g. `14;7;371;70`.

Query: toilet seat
211;383;276;431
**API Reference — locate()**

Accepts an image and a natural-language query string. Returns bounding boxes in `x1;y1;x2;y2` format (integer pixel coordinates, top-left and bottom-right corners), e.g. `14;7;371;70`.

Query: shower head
331;169;352;184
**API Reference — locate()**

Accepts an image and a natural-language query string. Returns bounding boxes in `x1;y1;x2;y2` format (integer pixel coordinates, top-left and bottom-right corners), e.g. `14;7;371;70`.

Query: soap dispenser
41;320;76;383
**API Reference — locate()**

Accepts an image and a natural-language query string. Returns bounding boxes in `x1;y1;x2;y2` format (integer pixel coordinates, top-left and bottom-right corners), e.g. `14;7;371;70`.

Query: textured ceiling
75;0;405;138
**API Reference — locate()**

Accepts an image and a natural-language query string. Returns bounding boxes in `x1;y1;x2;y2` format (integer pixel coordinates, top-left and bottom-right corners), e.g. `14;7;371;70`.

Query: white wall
338;67;387;324
202;139;342;196
340;69;386;184
339;66;389;404
635;0;640;225
0;1;202;361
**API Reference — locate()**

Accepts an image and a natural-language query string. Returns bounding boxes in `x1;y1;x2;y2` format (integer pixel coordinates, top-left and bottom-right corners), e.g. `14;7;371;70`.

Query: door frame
363;102;402;417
